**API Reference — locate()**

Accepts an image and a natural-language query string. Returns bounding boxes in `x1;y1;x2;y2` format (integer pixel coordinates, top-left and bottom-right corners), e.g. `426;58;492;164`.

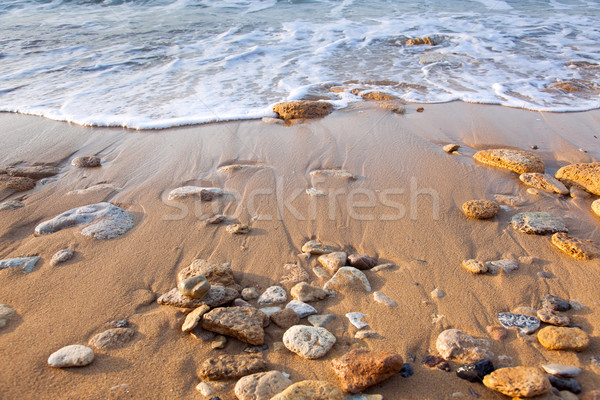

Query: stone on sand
330;349;403;393
1;165;59;179
537;308;570;326
486;325;507;341
0;256;41;274
302;240;338;255
177;274;211;299
436;329;489;363
71;156;101;168
157;286;238;308
347;253;377;270
290;282;327;302
0;200;24;210
270;380;345;400
511;212;567;235
0;304;16;328
497;312;540;334
542;294;571;312
226;223;250;234
50;249;74;266
202;306;268;345
323;267;371;293
48;345;94;368
443;144;460;153
198;354;267;380
537;326;589;351
257;286;287;306
462;200;500;219
318;252;347;274
283;325;336;359
181;304;210;332
88;328;135;349
456;358;495;382
308;314;335;328
555;162;600;195
473;148;545;174
462;259;488;274
273;101;333;120
309;169;357;180
487;259;519;273
234;371;293;400
373;291;397;307
541;363;582;378
285;300;317;318
177;259;240;291
1;176;36;191
167;186;224;201
346;312;368;329
519;173;569;195
241;287;260;301
270;308;300;329
280;263;310;289
377;100;405;114
483;366;551;397
552;232;599;260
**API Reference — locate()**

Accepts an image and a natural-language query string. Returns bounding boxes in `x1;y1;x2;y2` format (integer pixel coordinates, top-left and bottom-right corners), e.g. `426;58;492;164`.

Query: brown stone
280;263;310;289
2;165;59;179
197;354;267;380
157;286;238;308
473;148;545;174
350;89;397;101
486;325;508;341
1;175;36;191
291;282;327;302
71;156;101;168
317;251;347;274
519;173;569;195
270;380;345;400
552;232;599;260
582;391;600;400
270;308;300;329
555;162;600;195
273;101;333;120
182;304;210;332
537;308;570;327
347;253;377;270
88;328;135;349
330;349;403;394
406;37;435;45
462;259;488;274
483;366;551;397
377;100;405;114
462;200;500;219
202;306;267;345
537;326;589;351
177;259;240;291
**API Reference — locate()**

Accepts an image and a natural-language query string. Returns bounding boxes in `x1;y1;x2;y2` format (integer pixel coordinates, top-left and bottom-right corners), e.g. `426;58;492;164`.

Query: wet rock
48;345;94;368
483;366;551;397
462;200;500;219
2;165;59;179
270;380;344;400
548;376;581;394
283;325;336;359
542;294;571;312
286;300;317;318
0;200;24;210
486;325;507;341
270;308;300;329
552;232;599;260
347;254;377;270
456;358;495;382
157;286;238;308
302;240;338;255
241;287;260;301
211;335;227;349
226;224;250;234
88;328;135;349
473;148;545;174
487;259;519;273
436;329;489;363
308;314;335;328
462;259;488;274
400;363;414;378
541;364;582;378
373;291;397;307
177;259;240;291
498;312;540;334
494;194;526;207
537;308;570;326
318;252;347;274
167;186;224;201
323;267;371;293
49;249;74;266
309;169;357;180
273;100;333;120
330;349;403;393
177;275;211;299
537;326;589;351
406;36;435;45
280;263;309;288
0;304;16;328
290;282;327;302
520;173;569;195
182;304;210;332
351;89;397;101
198;354;267;380
511;212;567;235
257;286;287;306
346;312;368;329
234;371;292;400
202;307;267;345
422;355;451;371
35;202;134;239
71;156;101;168
68;183;121;196
444;144;460;153
0;176;36;191
0;256;41;274
377;100;405;114
555;162;600;195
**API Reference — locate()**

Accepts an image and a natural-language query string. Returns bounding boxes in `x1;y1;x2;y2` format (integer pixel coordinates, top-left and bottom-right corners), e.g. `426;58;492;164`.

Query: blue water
0;0;599;128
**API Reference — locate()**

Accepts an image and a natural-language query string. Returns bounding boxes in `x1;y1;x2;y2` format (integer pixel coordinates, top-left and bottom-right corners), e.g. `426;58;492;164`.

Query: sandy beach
1;102;600;399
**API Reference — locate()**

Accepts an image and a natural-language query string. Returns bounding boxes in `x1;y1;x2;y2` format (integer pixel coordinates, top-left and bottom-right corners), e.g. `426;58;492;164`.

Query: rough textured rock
182;304;210;332
462;200;500;219
257;286;287;306
537;308;570;326
323;267;371;293
0;256;41;274
291;282;327;302
483;366;551;397
436;329;489;363
302;240;338;255
283;325;336;359
280;263;309;288
330;349;403;393
0;200;25;210
309;169;357;180
1;165;59;179
406;36;435;45
177;275;211;299
273;101;333;120
177;259;240;291
377;100;405;114
48;345;95;368
270;308;300;329
241;287;260;300
351;89;397;101
71;156;101;168
542;363;582;378
347;254;377;270
552;232;599;260
444;144;460;153
234;371;292;400
456;358;495;382
537;326;589;351
270;380;345;400
211;335;227;349
511;212;567;235
498;312;540;334
157;286;238;308
548;375;582;394
555;162;600;195
88;328;135;349
1;175;36;191
373;292;397;307
50;249;74;266
286;300;317;318
495;194;525;207
167;186;224;201
35;202;134;239
462;259;488;274
226;224;250;234
0;304;16;328
542;294;571;312
317;252;347;274
198;354;267;380
202;307;267;345
520;173;569;195
487;259;519;273
473;148;545;174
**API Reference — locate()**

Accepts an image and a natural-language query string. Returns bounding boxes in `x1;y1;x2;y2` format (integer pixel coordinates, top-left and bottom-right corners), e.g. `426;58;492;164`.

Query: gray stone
259;307;282;317
0;256;41;274
542;294;571;312
167;186;224;201
285;300;317;318
198;354;268;380
283;325;336;359
355;331;379;339
497;312;540;334
48;345;94;367
88;328;135;349
234;298;253;308
234;371;293;400
430;288;446;298
346;312;368;329
487;259;519;273
157;286;238;308
0;200;24;211
347;254;377;270
257;286;287;306
373;292;397;307
537;308;570;326
308;314;335;328
511;212;568;235
323;267;371;293
50;249;74;266
542;363;582;378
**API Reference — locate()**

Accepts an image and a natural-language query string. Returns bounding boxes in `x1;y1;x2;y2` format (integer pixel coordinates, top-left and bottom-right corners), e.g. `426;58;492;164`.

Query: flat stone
309;169;356;180
555;162;600;195
286;300;317;318
498;312;540;334
273;100;333;120
537;326;589;351
0;200;24;210
548;375;582;394
68;183;121;196
167;186;223;201
197;354;267;380
0;176;36;191
541;364;582;378
483;366;551;397
290;282;327;302
35;202;134;239
196;382;215;396
279;263;309;289
302;240;338;255
378;100;405;114
462;200;500;219
330;349;403;393
473;148;545;174
0;304;16;328
444;144;460;153
456;358;495;382
88;328;135;349
486;325;508;341
537;308;570;326
50;249;74;266
312;266;329;279
157;286;238;308
259;307;281;317
308;314;335;328
234;371;293;400
48;345;95;368
1;165;59;179
372;263;394;272
462;259;488;274
234;298;253;307
0;256;41;274
494;194;525;207
520;173;569;195
226;224;250;234
346;312;368;329
323;267;371;293
511;212;567;235
542;294;571;312
487;259;519;273
258;286;287;306
352;89;397;101
318;252;347;274
436;329;489;363
71;156;101;168
270;380;345;400
177;259;240;291
306;187;326;197
270;308;300;329
347;254;377;270
241;287;260;300
373;292;397;307
181;304;210;332
552;232;599;260
283;325;336;359
177;275;210;299
202;306;267;345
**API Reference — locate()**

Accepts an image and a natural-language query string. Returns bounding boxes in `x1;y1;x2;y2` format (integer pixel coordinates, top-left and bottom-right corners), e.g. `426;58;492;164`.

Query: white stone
259;307;282;317
48;345;94;368
373;292;397;307
282;325;336;359
257;286;287;306
346;312;368;329
50;249;74;266
68;184;122;195
0;256;40;274
306;188;326;197
285;300;317;318
541;363;582;378
167;186;224;201
234;371;293;400
487;259;519;273
196;382;215;396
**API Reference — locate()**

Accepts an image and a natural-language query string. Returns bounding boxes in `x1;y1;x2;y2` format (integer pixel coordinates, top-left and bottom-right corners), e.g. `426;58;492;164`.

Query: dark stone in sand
549;375;582;394
244;343;269;354
543;294;571;312
400;363;414;378
347;253;377;270
456;359;495;382
422;355;451;371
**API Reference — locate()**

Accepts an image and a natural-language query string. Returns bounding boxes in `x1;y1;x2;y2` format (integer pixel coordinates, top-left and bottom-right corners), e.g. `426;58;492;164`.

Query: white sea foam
0;0;598;129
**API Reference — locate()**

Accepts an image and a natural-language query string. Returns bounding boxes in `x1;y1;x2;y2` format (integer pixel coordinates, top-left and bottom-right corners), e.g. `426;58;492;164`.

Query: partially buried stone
511;212;567;235
0;256;41;274
555;162;600;195
272;100;333;120
430;288;446;298
206;214;226;225
422;355;451;371
486;325;507;341
234;298;253;307
542;294;571;312
346;312;368;329
226;224;250;234
548;375;582;394
378;100;405;114
355;330;378;339
177;259;240;291
244;343;268;353
234;371;293;400
552;232;599;260
88;328;135;349
487;259;519;273
309;169;357;180
290;282;327;302
456;359;495;382
473;148;545;174
0;304;16;328
318;251;347;274
400;363;414;378
308;314;335;328
286;300;317;318
537;308;570;326
167;186;224;201
270;308;300;329
181;304;210;332
71;156;101;168
462;259;488;274
201;306;267;345
435;329;489;363
537;326;589;351
282;325;336;359
330;349;403;393
347;253;377;270
373;291;397;307
50;249;74;266
498;312;540;334
462;200;500;219
444;144;460;153
48;345;95;368
198;354;267;380
279;263;309;289
1;176;36;191
270;380;344;400
541;364;581;378
157;286;238;308
494;194;525;207
323;267;371;293
258;286;287;306
302;240;338;255
0;200;24;210
519;173;569;195
483;366;551;397
177;275;210;299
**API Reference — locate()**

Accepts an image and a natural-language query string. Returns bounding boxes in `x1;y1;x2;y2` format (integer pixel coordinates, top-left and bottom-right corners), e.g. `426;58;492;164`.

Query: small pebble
400;363;414;378
430;288;445;298
211;335;227;349
345;312;368;329
443;144;460;153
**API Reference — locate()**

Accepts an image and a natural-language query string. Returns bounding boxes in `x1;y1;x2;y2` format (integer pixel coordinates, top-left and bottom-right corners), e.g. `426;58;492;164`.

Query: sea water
0;0;599;129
